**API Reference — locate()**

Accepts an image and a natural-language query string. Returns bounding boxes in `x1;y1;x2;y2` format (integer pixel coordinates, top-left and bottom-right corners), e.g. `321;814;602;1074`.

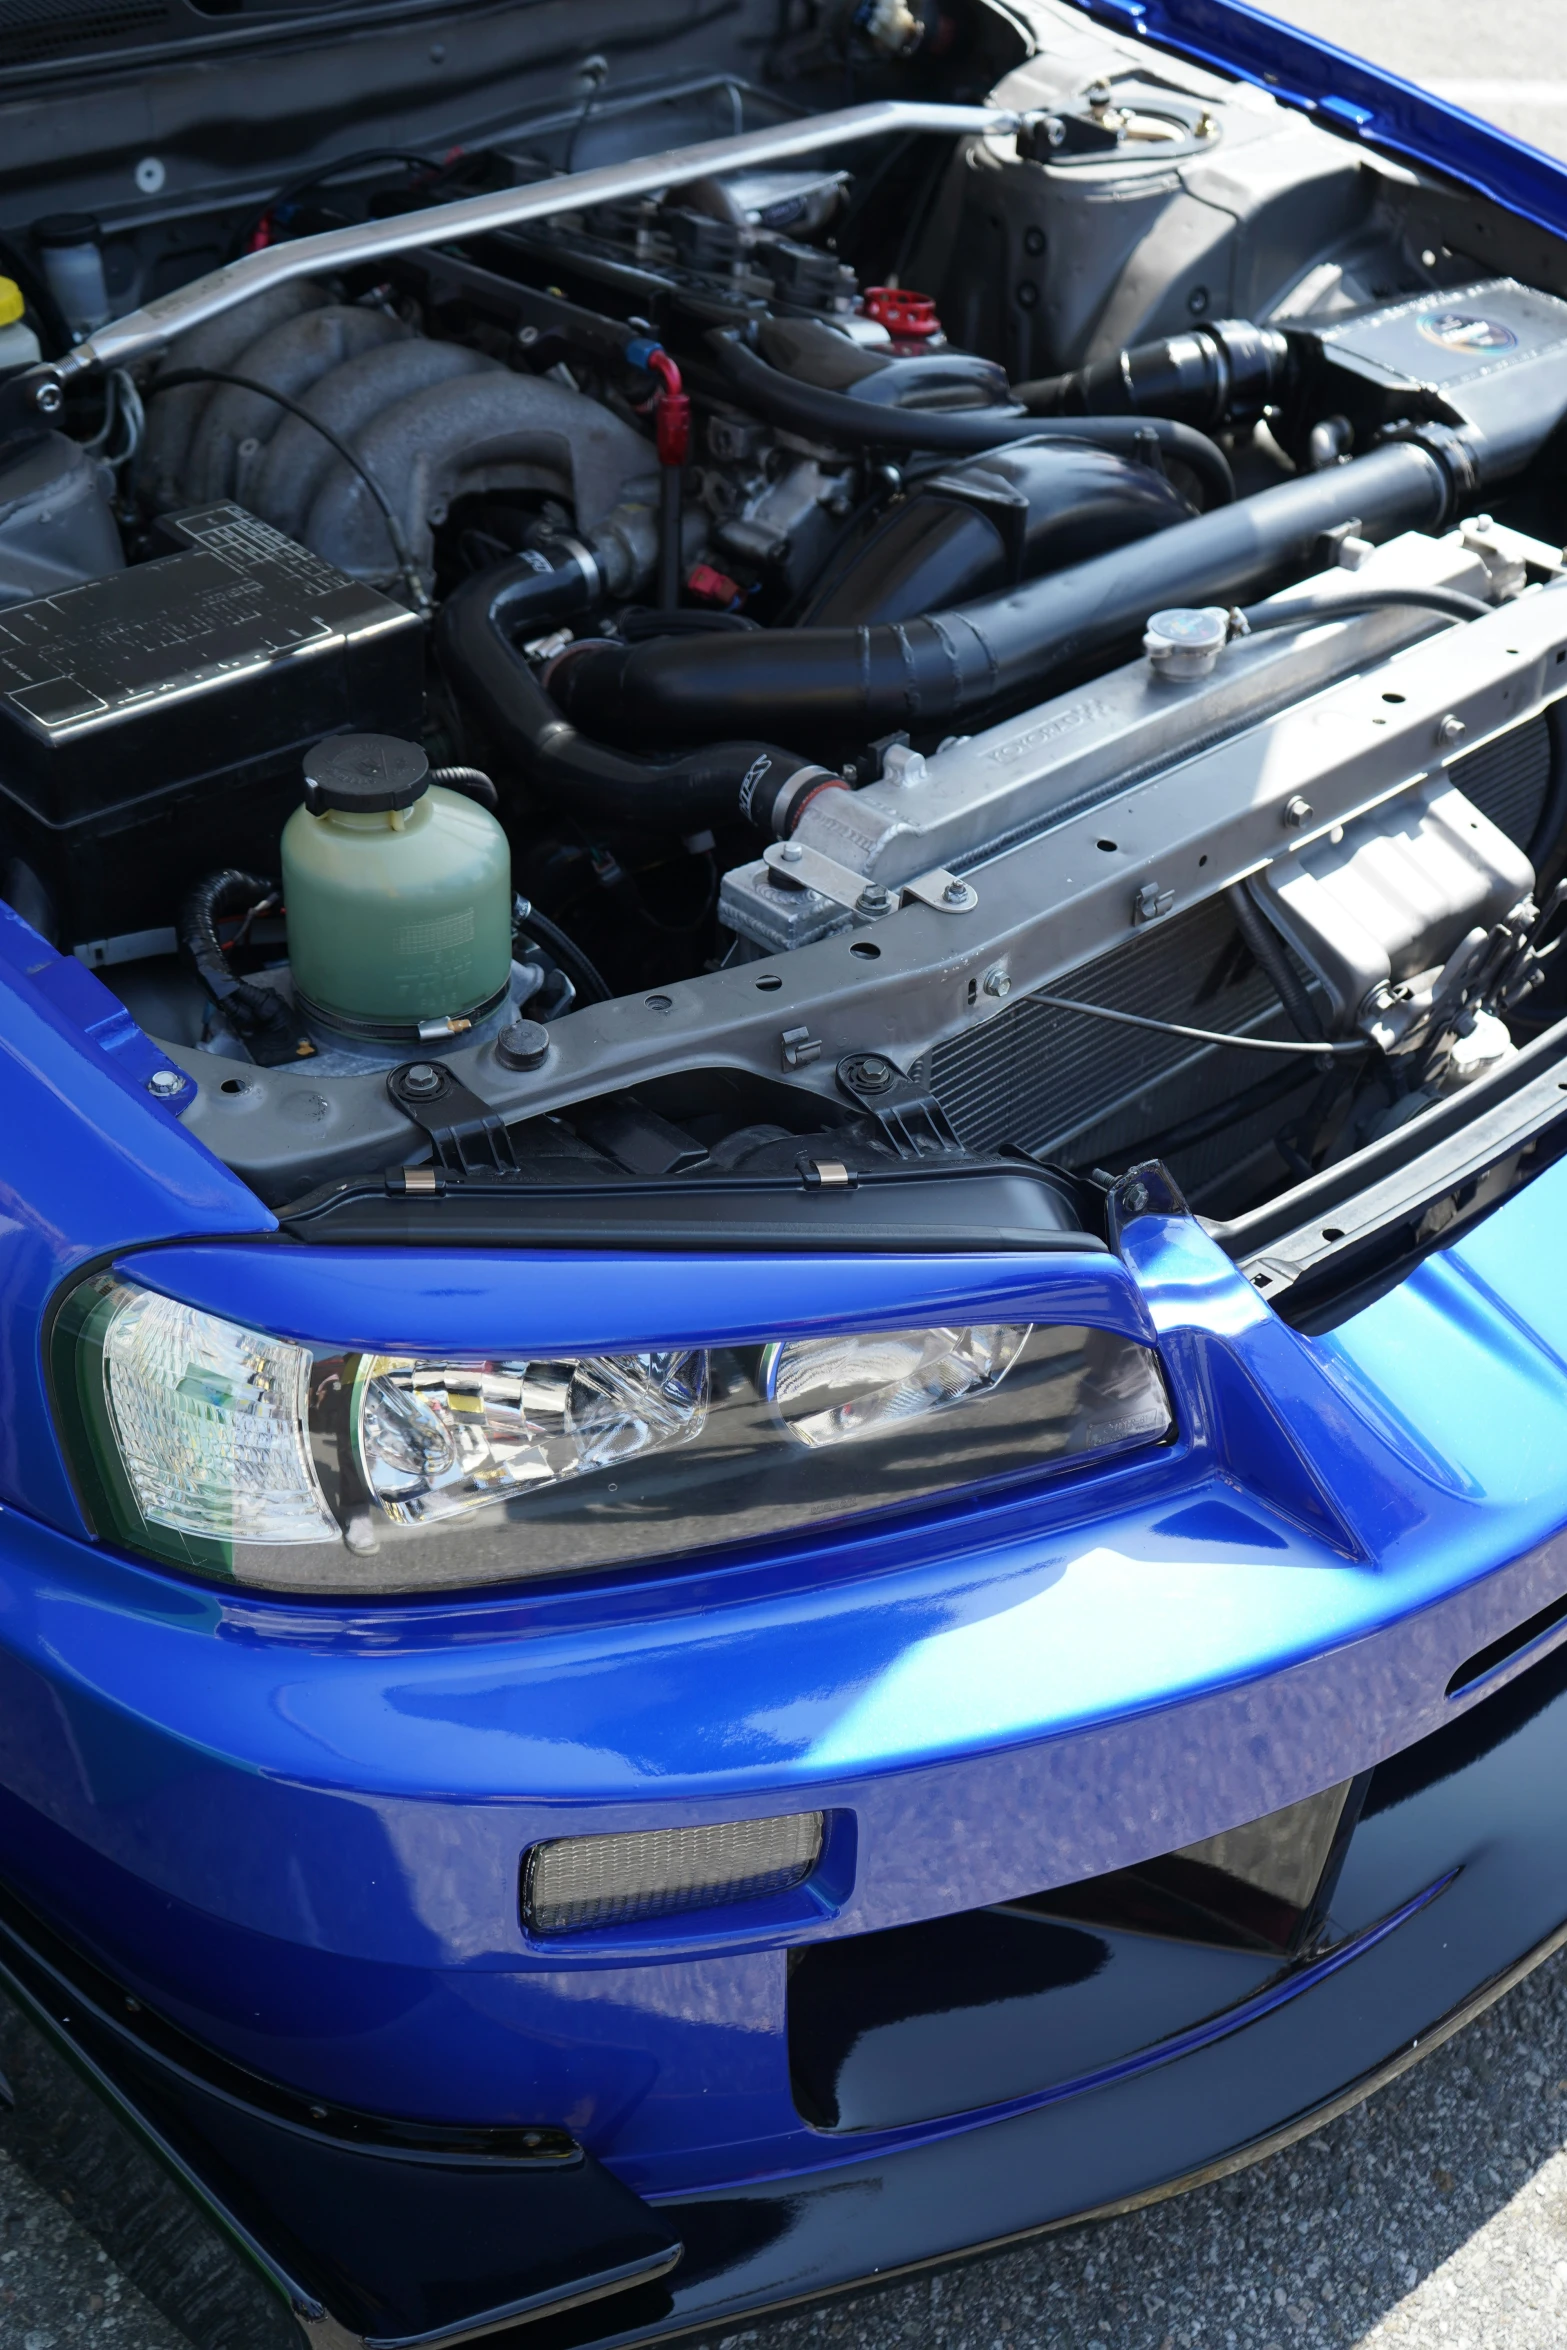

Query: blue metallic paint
1;6;1567;2281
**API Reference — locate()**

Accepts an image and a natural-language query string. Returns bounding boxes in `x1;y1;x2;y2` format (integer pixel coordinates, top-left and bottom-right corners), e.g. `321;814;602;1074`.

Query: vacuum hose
436;559;840;836
549;438;1454;756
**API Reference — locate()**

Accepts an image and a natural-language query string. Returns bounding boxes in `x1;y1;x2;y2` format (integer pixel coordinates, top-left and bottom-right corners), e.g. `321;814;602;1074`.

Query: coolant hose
707;331;1237;511
549;438;1454;754
436;558;839;834
1225;883;1327;1043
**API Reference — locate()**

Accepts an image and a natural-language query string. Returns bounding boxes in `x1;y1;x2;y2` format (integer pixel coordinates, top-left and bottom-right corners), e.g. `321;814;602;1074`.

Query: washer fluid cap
304;733;430;815
0;280;22;328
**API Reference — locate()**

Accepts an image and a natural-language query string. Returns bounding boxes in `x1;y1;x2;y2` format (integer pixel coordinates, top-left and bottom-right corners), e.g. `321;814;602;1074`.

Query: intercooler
927;715;1552;1193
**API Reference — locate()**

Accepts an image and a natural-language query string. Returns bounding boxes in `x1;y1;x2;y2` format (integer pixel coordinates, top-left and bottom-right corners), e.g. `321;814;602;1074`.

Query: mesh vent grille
0;0;169;62
1450;712;1551;850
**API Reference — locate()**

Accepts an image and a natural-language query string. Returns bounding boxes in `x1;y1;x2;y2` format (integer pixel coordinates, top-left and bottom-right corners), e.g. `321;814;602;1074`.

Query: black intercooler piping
436;560;839;837
547;439;1455;756
707;331;1239;512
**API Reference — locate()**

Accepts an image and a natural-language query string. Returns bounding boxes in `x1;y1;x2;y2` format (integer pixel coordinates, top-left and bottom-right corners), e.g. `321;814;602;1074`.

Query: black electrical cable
1225;883;1328;1043
147;369;428;614
513;898;612;1005
180;870;308;1061
1236;584;1491;631
707;330;1238;510
226;150;441;263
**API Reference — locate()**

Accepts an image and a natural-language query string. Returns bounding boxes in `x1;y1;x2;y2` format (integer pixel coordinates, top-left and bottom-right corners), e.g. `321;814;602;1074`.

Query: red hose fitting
645;348;691;469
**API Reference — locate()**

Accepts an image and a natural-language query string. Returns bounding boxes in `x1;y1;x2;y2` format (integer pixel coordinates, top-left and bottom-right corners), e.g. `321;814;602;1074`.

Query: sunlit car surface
4;2;1567;2344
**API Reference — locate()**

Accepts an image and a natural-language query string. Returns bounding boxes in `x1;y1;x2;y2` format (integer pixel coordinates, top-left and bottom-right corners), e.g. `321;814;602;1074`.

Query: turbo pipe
26;102;1019;397
707;332;1238;511
436;558;837;835
547;439;1454;755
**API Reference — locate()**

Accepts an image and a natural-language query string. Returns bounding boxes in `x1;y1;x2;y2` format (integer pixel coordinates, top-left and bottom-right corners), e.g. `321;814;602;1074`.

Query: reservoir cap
304;733;429;815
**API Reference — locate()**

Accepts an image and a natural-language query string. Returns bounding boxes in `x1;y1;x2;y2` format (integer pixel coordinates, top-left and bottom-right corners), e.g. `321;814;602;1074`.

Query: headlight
52;1273;1174;1594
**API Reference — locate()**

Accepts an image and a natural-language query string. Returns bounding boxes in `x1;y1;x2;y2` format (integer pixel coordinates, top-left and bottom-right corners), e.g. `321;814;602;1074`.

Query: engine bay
8;0;1567;1304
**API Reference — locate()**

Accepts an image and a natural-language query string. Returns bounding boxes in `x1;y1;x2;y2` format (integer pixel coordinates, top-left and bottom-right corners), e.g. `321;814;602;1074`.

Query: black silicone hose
436;558;837;834
707;331;1238;511
1237;584;1491;632
549;438;1454;755
1225;883;1328;1044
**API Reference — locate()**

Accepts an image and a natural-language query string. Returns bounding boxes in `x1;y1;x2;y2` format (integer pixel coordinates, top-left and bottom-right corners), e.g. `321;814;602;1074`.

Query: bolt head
401;1061;444;1098
1438;713;1466;745
983;968;1011;999
1122;1180;1150;1215
943;879;969;905
146;1068;184;1099
777;842;804;864
857;884;892;913
1283;795;1313;830
34;379;62;416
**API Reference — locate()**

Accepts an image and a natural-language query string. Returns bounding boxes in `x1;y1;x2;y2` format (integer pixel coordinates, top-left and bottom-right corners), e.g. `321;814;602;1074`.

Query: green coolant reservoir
282;735;512;1034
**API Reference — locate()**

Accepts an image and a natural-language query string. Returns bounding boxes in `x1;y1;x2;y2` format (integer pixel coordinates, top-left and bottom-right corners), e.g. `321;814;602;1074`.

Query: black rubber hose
513;899;612;1006
549;439;1453;755
436;558;836;834
1238;584;1491;631
1225;883;1328;1044
707;331;1238;511
430;764;499;809
180;871;300;1048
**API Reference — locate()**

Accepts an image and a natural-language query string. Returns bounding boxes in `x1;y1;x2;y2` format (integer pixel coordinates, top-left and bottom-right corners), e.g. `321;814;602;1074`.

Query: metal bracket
762;840;977;916
387;1061;518;1177
836;1053;965;1158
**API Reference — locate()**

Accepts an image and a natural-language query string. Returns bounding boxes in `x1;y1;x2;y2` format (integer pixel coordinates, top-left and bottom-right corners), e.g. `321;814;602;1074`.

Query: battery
0;504;423;948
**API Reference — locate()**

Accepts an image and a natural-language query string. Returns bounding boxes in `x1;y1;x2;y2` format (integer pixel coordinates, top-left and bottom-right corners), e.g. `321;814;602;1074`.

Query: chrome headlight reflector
53;1273;1173;1593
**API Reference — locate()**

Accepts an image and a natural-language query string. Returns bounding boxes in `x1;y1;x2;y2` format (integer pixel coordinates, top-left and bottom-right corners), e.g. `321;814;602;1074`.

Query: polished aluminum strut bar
56;100;1019;384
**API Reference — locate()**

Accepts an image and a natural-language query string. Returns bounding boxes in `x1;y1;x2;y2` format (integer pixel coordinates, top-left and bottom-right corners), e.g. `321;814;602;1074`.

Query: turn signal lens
101;1287;335;1546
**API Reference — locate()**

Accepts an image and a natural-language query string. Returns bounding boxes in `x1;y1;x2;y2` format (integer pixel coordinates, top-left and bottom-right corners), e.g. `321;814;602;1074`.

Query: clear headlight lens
353;1351;708;1524
53;1273;1174;1594
763;1324;1028;1448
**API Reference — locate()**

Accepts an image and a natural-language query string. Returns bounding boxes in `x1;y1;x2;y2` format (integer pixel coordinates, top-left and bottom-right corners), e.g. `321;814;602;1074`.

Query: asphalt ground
6;5;1567;2347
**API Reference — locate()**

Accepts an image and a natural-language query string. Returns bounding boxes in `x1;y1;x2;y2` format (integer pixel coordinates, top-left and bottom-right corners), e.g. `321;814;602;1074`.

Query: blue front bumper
4;1152;1567;2222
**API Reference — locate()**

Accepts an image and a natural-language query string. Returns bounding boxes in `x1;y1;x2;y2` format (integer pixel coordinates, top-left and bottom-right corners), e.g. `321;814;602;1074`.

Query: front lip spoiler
0;1878;682;2350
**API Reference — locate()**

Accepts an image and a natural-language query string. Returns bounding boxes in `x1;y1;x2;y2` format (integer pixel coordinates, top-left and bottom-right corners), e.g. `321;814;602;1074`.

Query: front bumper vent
524;1813;824;1934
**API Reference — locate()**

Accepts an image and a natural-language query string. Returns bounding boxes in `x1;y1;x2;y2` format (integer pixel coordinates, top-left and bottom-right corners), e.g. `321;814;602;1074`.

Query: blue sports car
2;0;1567;2342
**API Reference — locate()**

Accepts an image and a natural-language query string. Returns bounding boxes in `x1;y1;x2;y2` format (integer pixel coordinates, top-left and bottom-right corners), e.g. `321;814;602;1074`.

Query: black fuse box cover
1291;277;1567;478
0;505;422;946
